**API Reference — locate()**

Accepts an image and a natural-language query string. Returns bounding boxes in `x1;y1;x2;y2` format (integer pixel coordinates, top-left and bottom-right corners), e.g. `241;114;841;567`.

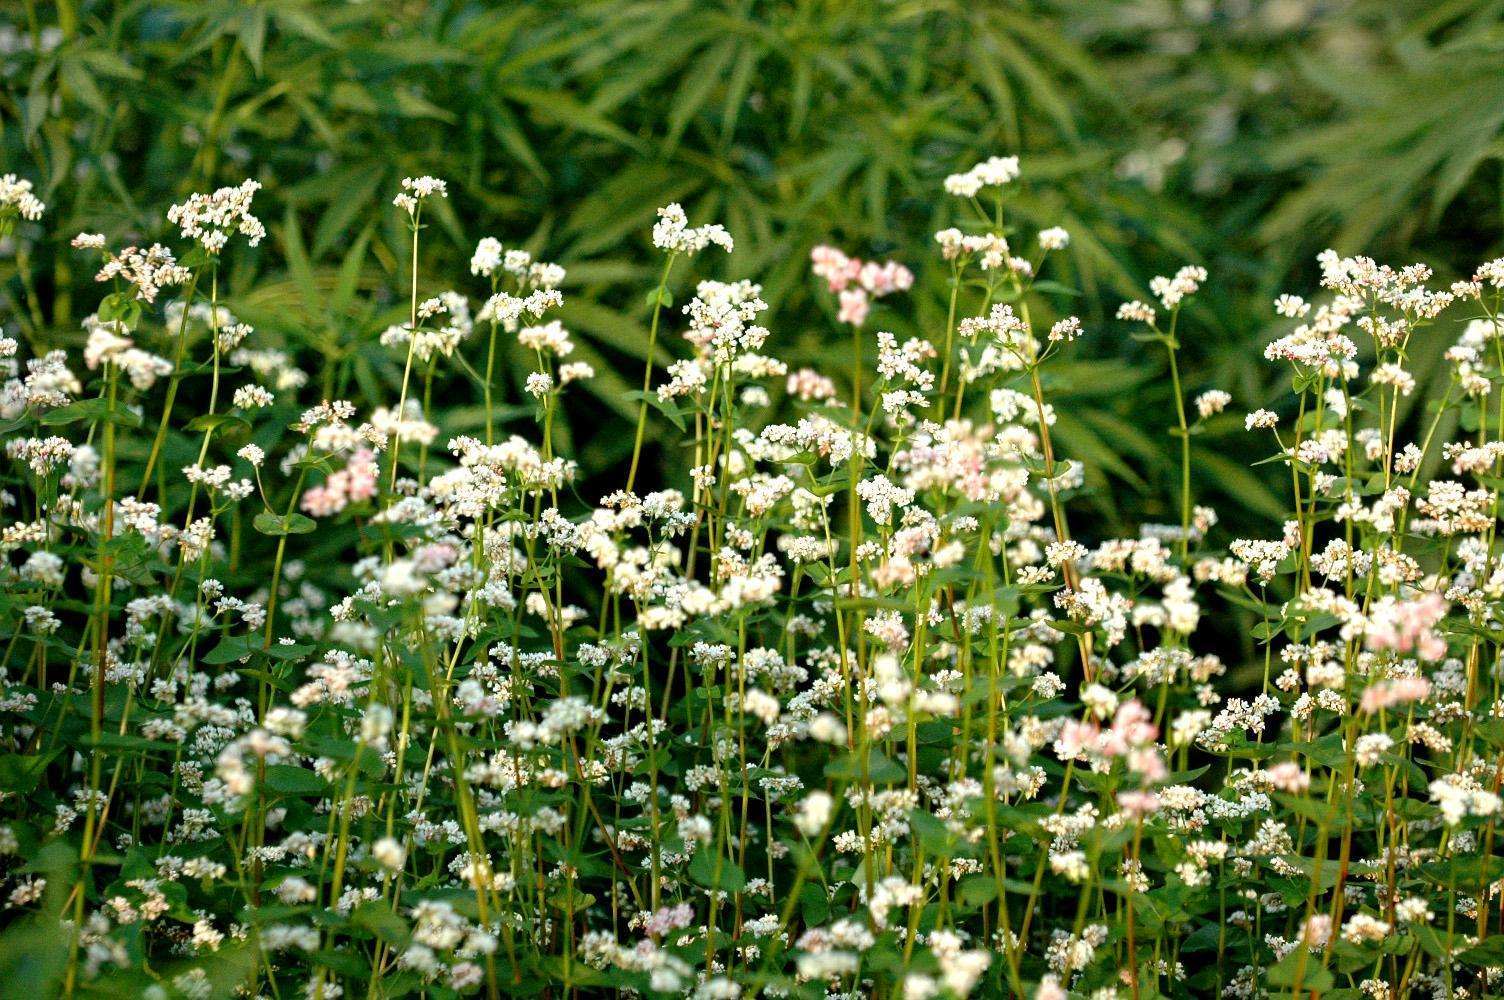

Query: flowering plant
2;159;1503;1000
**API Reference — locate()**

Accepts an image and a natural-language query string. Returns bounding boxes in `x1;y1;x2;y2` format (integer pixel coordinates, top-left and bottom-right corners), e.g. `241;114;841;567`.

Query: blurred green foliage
3;0;1503;537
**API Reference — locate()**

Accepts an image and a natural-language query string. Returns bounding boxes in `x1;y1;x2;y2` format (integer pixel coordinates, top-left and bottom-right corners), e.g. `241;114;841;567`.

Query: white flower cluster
0;173;45;221
651;202;734;254
167;179;265;253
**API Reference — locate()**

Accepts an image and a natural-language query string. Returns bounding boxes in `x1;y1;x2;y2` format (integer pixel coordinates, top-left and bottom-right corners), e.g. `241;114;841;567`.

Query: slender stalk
626;252;677;492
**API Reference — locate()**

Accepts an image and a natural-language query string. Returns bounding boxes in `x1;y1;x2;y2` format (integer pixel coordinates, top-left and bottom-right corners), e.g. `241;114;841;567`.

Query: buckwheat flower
1033;672;1066;699
167;179;264;253
1050;849;1090;882
559;361;594;384
372;837;406;872
393;175;448;216
23;606;60;634
0;174;45;221
1265;761;1310;793
71;232;106;250
1081;683;1118;719
523;259;567;290
1195;389;1231;419
1395;897;1431;924
794;790;834;836
944;155;1020;197
973;154;1021;185
100;343;173;390
1046;540;1086;567
1149;265;1207;310
742;688;780;725
1370;362;1415;396
1117;790;1161;817
83;319;133;371
1035;976;1067;1000
471;237;503;277
960;304;1034;366
234;384;274;409
944;170;986;199
1047;316;1082;343
903;974;938;1000
856;475;914;526
787;367;837;401
807;713;847;745
8;436;76;477
262;707;305;739
1428;774;1501;825
934;228;966;259
269;877;315;906
651;203;733;254
1117;300;1156;325
1342;914;1391;944
236;444;264;468
1353;733;1393;766
183;463;234;490
95;244;191;304
525;372;553;397
517;319;573;356
369;403;437;448
859;259;913;295
1038;227;1069;250
1364;593;1447;661
1274;293;1310;318
1245;408;1278;430
810;245;859;291
837;287;870;326
6;876;46;908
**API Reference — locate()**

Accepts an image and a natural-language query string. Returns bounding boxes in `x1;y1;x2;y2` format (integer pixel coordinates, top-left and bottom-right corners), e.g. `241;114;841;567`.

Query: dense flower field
2;160;1504;999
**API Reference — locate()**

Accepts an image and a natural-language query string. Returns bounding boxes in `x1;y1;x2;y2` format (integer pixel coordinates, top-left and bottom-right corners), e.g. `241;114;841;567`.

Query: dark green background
4;0;1503;535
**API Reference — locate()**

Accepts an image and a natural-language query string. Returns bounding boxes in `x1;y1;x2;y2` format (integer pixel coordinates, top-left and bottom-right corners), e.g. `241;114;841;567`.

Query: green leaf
1457;934;1504;967
1265;946;1333;992
907;809;951;855
253;511;317;537
38;398;142;429
202;636;253;665
956;875;998;908
688;850;746;893
263;765;327;796
622;389;686;432
825;749;906;785
351;903;410;947
0;753;59;794
184;413;252;434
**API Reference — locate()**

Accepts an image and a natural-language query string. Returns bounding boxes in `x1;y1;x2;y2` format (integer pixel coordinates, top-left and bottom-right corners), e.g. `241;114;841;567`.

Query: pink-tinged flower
1110;699;1158;747
1303;914;1333;947
786;368;837;401
1116;790;1161;816
838;288;871;326
413;542;460;573
860;260;914;296
1266;761;1310;793
642;902;694;937
1359;676;1432;714
1035;977;1067;1000
810;245;861;292
1056;698;1163;773
1127;747;1167;783
301;448;379;517
1054;719;1098;760
344;449;378;502
1365;593;1448;661
811;245;911;325
300;484;342;518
